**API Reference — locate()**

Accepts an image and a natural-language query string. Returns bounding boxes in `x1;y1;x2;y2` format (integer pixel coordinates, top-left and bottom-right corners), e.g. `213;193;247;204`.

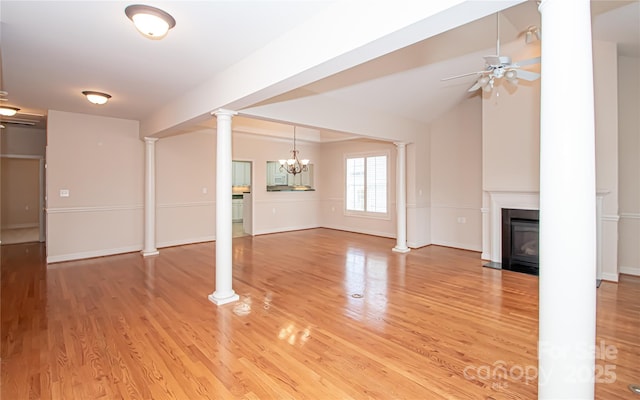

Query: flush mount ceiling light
82;91;112;105
0;106;20;117
125;4;176;39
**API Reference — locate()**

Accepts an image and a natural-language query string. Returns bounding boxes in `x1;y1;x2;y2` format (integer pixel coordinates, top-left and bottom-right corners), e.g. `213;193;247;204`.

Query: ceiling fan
442;13;541;92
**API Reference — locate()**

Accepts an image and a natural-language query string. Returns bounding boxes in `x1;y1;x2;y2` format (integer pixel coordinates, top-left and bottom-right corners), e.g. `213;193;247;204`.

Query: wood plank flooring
1;228;639;399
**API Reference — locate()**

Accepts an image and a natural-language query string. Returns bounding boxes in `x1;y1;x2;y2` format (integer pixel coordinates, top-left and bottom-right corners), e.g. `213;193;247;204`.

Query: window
346;154;388;215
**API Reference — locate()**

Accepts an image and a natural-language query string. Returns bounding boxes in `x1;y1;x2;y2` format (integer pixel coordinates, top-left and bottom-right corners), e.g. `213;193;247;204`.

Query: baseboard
157;236;216;249
619;265;640;276
1;223;38;230
253;225;320;236
47;245;143;264
407;240;431;249
600;272;619;283
319;224;394;240
431;239;482;253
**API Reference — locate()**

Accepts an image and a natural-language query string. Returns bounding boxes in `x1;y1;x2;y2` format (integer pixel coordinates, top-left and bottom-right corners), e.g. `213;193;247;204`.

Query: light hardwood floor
1;228;638;399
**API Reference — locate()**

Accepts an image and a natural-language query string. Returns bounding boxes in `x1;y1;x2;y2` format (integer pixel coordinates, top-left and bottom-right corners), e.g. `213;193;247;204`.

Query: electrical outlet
457;217;466;224
59;189;70;197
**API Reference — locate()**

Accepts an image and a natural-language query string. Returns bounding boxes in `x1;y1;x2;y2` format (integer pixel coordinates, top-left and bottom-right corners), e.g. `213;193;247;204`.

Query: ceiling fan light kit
0;106;20;117
442;13;541;94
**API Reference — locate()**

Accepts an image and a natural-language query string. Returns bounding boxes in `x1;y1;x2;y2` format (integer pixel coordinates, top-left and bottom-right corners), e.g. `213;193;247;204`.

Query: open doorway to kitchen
232;160;252;238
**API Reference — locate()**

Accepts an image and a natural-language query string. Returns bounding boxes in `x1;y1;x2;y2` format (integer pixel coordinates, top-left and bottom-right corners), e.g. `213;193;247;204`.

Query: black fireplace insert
502;208;539;275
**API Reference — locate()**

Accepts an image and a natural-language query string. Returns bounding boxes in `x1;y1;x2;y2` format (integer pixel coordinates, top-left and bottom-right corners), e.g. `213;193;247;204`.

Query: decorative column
208;109;239;306
538;0;597;398
142;137;159;257
393;142;410;253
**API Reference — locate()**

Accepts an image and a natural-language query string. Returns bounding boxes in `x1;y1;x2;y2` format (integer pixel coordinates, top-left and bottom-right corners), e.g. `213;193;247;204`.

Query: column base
208;292;240;306
141;249;159;257
392;246;410;253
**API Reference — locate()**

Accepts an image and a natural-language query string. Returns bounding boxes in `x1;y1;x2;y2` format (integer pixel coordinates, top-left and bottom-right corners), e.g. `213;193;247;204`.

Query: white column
208;109;239;306
393;142;410;253
538;1;597;398
142;137;159;257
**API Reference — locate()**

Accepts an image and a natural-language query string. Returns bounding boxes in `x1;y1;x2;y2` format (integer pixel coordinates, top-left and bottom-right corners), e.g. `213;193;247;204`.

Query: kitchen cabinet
266;161;289;186
232;198;243;222
232;161;251;186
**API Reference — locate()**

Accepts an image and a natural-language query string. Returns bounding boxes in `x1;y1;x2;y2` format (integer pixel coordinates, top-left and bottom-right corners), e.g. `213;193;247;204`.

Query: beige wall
39;48;637;271
1;158;40;228
478;39;626;280
618;55;640;275
407;132;431;248
1;125;46;157
46;110;143;262
233;131;321;235
482;41;542;193
318;138;396;238
431;95;482;251
156;130;216;247
593;40;620;281
1;125;46;240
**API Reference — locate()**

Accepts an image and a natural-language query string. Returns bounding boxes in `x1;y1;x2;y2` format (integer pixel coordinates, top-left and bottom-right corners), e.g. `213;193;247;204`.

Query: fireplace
502;208;539;275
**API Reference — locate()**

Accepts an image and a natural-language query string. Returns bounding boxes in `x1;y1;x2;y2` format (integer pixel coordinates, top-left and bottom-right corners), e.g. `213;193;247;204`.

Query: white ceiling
1;1;638;139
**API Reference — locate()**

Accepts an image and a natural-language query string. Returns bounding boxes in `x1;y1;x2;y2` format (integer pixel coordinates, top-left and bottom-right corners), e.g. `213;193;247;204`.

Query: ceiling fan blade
467;79;484;92
513;56;541;67
514;69;540;81
441;71;483;81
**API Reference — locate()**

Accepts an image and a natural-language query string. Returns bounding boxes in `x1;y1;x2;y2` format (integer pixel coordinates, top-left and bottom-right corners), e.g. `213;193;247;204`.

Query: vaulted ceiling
1;1;638;140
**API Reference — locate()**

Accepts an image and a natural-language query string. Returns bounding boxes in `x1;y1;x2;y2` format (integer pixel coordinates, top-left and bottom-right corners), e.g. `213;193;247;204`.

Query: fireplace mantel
482;190;607;279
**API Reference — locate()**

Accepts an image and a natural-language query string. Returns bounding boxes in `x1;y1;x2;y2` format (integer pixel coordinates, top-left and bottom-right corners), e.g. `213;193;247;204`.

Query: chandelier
279;126;309;176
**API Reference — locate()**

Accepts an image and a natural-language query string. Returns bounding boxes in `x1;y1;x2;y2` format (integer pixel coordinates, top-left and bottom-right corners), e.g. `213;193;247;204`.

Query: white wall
318;138;397;239
431;95;482;251
46;110;143;262
618;55;640;276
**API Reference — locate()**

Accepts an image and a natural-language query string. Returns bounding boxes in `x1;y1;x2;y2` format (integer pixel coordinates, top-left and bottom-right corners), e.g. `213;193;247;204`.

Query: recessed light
125;4;176;40
82;91;112;105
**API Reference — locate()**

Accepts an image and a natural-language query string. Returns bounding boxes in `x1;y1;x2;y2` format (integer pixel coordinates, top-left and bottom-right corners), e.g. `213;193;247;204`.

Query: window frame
344;151;391;220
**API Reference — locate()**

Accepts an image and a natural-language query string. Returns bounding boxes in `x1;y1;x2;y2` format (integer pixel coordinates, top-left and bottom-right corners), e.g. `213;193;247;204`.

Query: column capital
211;109;238;118
143;137;159;144
393;141;409;148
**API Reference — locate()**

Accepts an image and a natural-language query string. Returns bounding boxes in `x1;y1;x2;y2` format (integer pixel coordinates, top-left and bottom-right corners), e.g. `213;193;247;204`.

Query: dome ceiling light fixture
82;91;112;105
0;106;20;117
125;4;176;39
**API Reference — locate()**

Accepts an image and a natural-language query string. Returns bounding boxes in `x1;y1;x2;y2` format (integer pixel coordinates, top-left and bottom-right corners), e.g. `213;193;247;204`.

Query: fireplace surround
483;190;608;281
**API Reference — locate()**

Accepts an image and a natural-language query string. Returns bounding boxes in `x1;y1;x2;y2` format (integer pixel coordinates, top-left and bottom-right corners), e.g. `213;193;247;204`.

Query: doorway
232;160;252;238
1;156;45;245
